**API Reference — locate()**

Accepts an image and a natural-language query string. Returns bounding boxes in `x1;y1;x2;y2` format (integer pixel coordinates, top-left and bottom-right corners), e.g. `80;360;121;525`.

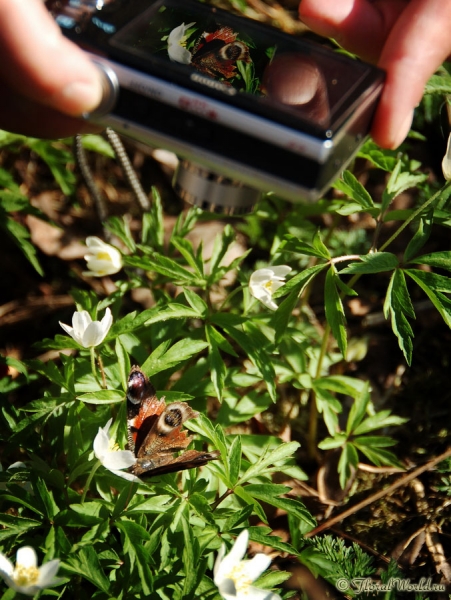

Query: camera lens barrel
173;160;260;215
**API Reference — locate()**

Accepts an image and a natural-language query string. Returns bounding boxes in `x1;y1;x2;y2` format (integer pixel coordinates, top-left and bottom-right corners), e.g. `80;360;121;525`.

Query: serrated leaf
141;339;209;377
424;73;451;95
81;134;115;158
183;288;207;316
171;236;204;278
383;270;415;364
3;216;44;275
233;485;267;522
404;211;433;262
219;320;277;402
64;546;111;593
237;441;299;484
340;252;398;274
77;390;124;404
279;234;330;259
405;268;451;328
338;443;359;489
324;267;347;358
410;250;451;272
334;170;374;208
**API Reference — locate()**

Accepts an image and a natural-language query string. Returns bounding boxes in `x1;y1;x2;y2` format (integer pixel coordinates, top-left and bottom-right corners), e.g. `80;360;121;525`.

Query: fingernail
390;110;414;149
59;79;104;116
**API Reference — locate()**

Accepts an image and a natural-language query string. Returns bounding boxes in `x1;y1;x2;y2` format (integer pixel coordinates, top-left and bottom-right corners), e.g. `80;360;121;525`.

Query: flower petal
270;265;292;278
101;450;136;471
37;560;61;587
241;554;272;582
81;322;104;348
99;307;113;337
443;132;451;180
0;552;14;578
245;585;282;600
16;547;37;569
72;311;92;344
93;421;111;461
214;530;249;585
111;469;142;482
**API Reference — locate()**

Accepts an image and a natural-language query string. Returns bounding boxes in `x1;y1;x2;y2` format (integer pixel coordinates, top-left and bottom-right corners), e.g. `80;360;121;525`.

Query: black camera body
47;0;384;213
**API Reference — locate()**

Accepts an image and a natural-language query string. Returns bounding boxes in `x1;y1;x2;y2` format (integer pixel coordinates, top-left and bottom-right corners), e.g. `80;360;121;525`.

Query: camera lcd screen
109;0;372;132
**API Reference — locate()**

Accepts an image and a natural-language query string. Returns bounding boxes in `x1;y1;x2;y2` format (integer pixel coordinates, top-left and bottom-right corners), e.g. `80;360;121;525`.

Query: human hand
0;0;104;139
299;0;451;149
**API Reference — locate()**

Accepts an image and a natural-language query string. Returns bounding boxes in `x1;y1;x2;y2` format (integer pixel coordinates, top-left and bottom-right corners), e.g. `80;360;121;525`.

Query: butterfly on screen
191;26;251;80
126;366;219;477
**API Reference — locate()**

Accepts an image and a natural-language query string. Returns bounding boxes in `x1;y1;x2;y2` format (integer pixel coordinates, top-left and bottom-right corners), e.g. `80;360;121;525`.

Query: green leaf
324;267;347;358
141;338;209;377
116;337;131;392
2;216;44;275
245;484;316;528
345;382;370;435
183;288;208;316
272;263;326;299
333;170;374;209
338;443;359;489
0;514;41;541
64;546;110;593
233;485;268;522
237;441;300;484
77;390;124;404
405;268;451;328
105;216;136;252
280;234;330;259
171;236;204;278
81;134;115;158
339;252;399;274
404;211;433;262
206;326;227;401
218;318;277;402
383;269;415;365
410;250;451;272
209;224;235;275
228;435;242;486
424;73;451;94
124;253;203;286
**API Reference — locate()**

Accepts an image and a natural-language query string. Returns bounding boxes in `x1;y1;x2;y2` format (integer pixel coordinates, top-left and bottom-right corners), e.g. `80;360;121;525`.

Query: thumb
0;0;103;116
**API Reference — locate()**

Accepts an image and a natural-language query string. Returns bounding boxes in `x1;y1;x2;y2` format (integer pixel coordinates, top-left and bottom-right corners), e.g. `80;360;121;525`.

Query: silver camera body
47;0;384;213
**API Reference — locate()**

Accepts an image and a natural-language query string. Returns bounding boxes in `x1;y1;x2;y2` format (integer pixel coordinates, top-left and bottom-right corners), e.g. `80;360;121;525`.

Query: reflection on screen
112;2;336;127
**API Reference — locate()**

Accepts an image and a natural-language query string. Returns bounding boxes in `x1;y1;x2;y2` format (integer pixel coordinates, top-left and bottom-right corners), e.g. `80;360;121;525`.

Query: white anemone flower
93;419;139;482
0;546;63;596
168;22;195;64
59;307;113;348
83;236;122;277
249;266;292;311
442;132;451;180
214;530;281;600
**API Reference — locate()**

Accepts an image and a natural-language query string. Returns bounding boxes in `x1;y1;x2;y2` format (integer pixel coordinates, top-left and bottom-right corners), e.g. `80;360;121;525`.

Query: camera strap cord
74;128;150;240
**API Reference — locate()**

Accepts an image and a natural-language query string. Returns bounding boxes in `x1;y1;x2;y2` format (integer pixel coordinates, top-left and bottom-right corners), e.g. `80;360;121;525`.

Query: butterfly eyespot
165;408;183;428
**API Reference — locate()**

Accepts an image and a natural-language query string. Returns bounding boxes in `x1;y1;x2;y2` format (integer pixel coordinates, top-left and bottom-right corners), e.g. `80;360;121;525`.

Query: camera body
47;0;384;213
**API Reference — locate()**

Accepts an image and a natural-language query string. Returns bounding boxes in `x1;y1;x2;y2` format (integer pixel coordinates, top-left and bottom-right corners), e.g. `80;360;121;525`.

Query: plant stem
90;347;97;381
379;182;451;252
81;460;101;503
307;322;331;459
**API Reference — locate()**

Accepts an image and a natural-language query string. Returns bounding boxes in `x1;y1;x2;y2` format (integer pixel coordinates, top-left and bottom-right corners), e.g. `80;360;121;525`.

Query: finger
372;0;451;148
0;86;101;139
0;0;103;117
299;0;408;62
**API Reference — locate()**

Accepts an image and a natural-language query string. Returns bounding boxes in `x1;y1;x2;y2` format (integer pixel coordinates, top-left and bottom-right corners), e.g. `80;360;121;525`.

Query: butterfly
126;366;219;477
191;26;251;80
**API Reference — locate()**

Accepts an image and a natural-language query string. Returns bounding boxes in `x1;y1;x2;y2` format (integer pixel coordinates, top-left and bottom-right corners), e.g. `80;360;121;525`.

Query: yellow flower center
264;280;274;293
229;563;253;594
95;251;112;261
108;439;120;452
13;564;39;587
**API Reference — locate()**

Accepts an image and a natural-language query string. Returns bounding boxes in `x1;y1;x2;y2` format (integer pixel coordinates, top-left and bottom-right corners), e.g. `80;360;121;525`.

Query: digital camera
46;0;384;214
